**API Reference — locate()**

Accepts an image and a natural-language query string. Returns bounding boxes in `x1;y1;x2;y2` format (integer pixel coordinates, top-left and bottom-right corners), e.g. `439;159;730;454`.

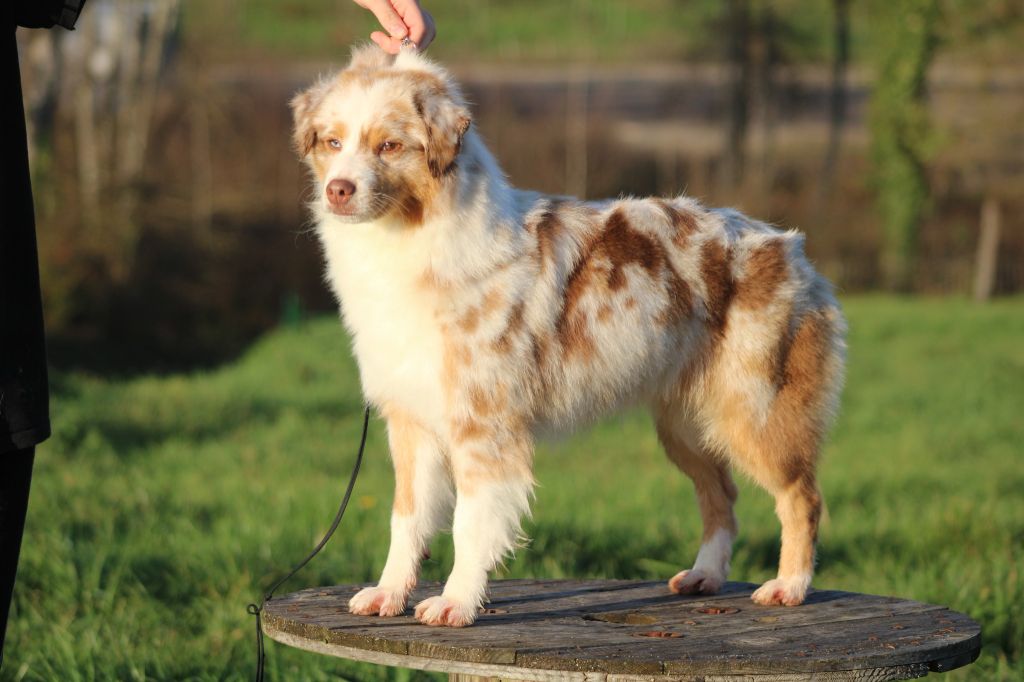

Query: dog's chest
319;226;446;425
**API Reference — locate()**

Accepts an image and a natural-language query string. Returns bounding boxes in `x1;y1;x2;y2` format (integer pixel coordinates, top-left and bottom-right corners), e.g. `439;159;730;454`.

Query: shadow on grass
49;396;366;459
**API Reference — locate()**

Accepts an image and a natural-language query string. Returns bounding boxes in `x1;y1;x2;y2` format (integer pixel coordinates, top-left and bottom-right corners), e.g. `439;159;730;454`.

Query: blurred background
8;2;1023;681
16;0;1024;370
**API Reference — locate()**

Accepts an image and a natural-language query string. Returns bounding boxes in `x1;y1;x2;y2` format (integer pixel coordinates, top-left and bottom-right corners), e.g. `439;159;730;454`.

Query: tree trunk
818;0;850;207
754;5;780;214
722;0;752;189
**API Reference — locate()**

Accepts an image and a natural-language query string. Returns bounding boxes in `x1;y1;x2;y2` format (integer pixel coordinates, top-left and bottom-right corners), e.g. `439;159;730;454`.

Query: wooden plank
266;626;938;681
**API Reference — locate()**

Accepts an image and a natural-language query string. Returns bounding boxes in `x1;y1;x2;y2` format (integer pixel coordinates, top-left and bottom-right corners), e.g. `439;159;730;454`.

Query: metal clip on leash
247;405;371;682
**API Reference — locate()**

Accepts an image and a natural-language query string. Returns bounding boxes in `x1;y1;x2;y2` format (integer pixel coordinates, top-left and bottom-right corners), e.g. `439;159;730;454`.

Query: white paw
348;585;408;617
668;569;724;595
414;595;478;627
751;575;811;606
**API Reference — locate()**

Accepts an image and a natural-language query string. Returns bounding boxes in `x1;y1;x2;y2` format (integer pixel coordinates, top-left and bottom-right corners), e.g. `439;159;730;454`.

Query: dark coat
1;1;85;454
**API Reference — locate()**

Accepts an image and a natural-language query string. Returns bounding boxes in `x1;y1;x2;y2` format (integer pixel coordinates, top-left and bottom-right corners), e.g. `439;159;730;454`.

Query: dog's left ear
414;85;471;178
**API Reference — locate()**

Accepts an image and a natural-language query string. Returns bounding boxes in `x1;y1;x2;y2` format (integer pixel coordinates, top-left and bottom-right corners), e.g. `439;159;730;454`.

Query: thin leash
247;404;371;682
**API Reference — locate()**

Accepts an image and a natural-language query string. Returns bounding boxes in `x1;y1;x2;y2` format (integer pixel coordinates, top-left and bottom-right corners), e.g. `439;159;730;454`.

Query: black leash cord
247;404;371;682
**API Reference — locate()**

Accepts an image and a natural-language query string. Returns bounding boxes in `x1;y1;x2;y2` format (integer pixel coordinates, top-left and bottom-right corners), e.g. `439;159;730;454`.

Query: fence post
972;196;1001;302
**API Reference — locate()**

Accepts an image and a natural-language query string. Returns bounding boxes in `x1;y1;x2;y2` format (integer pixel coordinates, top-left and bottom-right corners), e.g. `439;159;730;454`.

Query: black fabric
9;0;86;30
1;1;84;454
0;447;34;670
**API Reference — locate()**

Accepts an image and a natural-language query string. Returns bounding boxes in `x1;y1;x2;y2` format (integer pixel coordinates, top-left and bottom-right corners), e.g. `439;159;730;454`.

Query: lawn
4;296;1022;681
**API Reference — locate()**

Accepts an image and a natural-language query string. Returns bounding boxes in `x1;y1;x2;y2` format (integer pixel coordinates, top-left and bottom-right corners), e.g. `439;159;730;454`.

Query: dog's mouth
327;204;358;217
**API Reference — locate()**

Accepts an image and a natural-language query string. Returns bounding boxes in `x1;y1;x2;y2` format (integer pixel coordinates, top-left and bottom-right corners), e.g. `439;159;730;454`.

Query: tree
818;0;850;205
21;0;182;329
867;0;941;292
722;0;752;188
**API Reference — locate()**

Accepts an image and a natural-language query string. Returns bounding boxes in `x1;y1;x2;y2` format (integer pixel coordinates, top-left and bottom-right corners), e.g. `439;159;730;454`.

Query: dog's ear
290;81;328;157
414;84;472;178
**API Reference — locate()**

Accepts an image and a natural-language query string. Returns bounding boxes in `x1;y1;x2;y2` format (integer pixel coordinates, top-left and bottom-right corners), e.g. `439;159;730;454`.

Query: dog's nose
326;178;357;206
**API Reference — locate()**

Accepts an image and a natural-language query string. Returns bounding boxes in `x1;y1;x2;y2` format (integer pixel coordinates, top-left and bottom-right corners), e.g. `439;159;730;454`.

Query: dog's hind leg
655;408;738;596
349;408;453;617
415;430;534;627
749;472;822;606
701;306;843;606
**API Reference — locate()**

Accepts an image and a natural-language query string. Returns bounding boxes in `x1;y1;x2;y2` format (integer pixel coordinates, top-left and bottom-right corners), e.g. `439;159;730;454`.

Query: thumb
358;0;409;39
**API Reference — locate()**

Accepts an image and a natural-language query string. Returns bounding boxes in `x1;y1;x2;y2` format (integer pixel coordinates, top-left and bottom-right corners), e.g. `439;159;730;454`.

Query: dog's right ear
290;81;328;157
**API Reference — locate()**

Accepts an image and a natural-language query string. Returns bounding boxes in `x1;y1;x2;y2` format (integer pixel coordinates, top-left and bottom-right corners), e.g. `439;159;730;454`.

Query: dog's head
291;45;471;225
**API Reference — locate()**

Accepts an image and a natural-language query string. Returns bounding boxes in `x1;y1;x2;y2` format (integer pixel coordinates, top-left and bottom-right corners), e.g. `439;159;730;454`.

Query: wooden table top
262;578;981;680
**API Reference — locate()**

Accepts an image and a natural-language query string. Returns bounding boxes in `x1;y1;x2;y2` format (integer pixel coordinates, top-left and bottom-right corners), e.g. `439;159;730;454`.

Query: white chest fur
317;220;447;429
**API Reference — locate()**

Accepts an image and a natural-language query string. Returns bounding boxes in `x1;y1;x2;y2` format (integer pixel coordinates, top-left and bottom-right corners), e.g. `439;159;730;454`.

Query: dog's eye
379;141;402;154
327;138;342;150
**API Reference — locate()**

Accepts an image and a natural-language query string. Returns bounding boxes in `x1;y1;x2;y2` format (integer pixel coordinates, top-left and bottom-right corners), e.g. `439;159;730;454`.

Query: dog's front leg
349;410;453;617
415;432;534;627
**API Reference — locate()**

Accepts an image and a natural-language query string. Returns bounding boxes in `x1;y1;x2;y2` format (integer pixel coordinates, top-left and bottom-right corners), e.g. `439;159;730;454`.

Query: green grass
4;296;1022;681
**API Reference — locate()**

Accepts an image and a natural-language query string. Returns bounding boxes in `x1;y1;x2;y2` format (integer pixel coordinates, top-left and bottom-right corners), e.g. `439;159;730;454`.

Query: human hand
353;0;436;53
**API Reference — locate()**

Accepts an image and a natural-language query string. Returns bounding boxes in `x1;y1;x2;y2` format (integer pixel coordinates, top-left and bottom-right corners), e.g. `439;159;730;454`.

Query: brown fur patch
531;333;552;372
735;240;789;309
385;410;420;516
453;343;472;366
557;310;597;361
455;437;535;492
481;288;504;316
492;301;526;354
468;383;506;417
531;201;563;265
556;209;669;358
659;265;694;326
441;338;473;398
557;253;600;360
453;416;490;443
699;239;735;333
713;308;836;495
775;311;833;432
458;307;481;334
554;208;699;357
655;199;701;247
600;209;665;290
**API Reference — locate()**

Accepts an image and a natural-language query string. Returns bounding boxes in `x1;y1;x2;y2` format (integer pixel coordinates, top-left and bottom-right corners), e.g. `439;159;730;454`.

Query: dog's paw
668;569;724;595
348;585;408;617
751;576;811;606
414;595;477;627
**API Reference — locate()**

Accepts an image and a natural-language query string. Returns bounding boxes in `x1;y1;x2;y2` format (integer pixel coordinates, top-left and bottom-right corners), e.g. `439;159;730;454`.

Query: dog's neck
411;130;534;287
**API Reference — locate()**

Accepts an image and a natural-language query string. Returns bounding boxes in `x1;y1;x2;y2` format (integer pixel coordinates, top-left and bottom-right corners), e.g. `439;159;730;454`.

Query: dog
290;45;846;627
